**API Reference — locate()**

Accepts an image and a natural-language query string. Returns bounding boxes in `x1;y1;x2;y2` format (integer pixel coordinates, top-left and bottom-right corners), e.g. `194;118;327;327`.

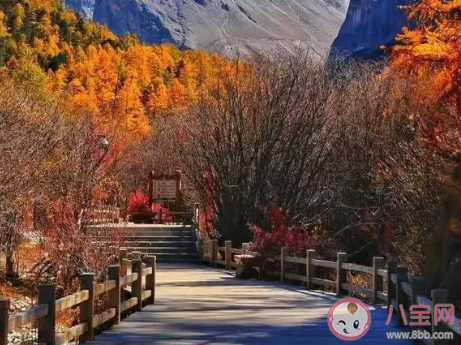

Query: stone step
87;224;197;262
92;241;195;247
90;237;195;244
86;225;194;231
122;250;197;261
89;234;194;241
121;247;196;254
90;230;194;237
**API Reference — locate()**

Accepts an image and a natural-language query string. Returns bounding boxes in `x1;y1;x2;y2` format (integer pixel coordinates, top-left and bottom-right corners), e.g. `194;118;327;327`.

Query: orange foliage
0;0;237;153
390;0;461;154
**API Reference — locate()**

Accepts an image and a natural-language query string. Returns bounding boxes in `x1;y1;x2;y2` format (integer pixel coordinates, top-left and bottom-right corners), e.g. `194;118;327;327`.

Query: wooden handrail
142;290;152;301
93;308;116;328
8;304;49;331
120;297;138;312
401;281;412;297
311;259;336;269
342;262;373;274
201;241;461;343
56;290;89;312
284;256;306;264
120;273;139;287
142;267;153;276
377;268;387;277
1;250;157;345
95;280;116;296
55;322;88;345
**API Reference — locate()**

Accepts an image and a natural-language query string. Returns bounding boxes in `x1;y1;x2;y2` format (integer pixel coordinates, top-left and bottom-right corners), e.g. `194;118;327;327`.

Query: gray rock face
329;0;411;60
65;0;95;19
73;0;350;58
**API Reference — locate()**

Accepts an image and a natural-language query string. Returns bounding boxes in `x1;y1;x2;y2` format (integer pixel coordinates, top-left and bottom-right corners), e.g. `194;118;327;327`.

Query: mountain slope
65;0;94;19
329;0;410;59
68;0;350;58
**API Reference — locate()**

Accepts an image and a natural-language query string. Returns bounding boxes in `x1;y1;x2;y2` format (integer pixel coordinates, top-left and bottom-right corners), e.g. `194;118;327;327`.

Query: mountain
66;0;350;58
65;0;95;19
329;0;410;60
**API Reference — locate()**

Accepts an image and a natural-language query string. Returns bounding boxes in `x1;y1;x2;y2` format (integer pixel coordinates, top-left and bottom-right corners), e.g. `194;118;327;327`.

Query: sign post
148;170;182;207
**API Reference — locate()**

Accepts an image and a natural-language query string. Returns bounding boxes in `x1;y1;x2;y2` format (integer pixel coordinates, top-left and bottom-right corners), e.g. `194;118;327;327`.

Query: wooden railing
389;268;461;344
0;249;156;345
200;240;461;344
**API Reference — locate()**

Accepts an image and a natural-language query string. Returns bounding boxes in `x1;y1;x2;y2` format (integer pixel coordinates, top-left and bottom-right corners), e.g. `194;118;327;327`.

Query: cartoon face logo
328;298;371;341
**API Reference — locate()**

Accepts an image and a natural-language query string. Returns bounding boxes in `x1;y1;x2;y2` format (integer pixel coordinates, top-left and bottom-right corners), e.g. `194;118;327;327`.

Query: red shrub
250;208;315;260
127;189;150;213
152;203;172;221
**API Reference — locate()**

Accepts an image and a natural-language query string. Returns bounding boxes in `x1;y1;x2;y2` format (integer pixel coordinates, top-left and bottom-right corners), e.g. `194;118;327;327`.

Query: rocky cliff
65;0;95;19
68;0;349;58
329;0;410;60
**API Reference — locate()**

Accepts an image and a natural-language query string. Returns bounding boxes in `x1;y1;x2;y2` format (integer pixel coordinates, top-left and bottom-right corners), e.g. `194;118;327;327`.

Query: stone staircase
88;224;197;262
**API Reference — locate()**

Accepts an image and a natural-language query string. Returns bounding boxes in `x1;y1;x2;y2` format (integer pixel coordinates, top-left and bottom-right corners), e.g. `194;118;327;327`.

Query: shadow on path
89;264;411;345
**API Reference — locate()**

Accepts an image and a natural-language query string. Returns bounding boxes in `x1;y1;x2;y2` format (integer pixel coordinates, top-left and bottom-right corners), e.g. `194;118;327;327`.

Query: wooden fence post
132;259;143;311
0;299;9;345
145;255;156;305
336;252;347;296
306;250;316;290
395;266;409;327
280;247;288;283
225;240;232;270
431;289;449;345
109;246;117;264
132;251;142;260
372;257;384;303
211;239;218;268
407;276;427;332
193;203;202;260
80;273;95;341
119;247;128;277
387;260;397;309
108;265;121;325
194;203;200;224
196;236;203;261
410;276;427;305
38;284;56;344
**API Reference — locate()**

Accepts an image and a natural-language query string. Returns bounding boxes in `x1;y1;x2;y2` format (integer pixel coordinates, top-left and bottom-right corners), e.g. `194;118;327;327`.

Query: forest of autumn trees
389;0;461;276
2;0;461;311
0;0;238;281
0;0;235;148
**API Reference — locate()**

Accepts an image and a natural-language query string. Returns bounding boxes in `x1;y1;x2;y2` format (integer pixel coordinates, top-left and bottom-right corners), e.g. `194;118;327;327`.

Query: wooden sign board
152;179;177;200
148;171;181;204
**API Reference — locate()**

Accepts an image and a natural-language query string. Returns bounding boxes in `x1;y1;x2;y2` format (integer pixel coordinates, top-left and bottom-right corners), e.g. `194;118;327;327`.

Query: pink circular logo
327;298;371;341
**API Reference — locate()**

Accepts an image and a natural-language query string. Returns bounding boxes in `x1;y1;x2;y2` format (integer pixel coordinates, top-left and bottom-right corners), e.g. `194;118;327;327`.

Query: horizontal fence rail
0;249;156;345
199;240;461;344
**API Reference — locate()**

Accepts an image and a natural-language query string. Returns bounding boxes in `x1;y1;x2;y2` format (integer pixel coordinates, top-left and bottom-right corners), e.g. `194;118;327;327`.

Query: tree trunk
5;252;16;277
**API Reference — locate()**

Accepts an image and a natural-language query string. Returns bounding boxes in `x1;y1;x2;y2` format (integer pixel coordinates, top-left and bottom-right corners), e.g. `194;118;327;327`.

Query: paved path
89;264;410;344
